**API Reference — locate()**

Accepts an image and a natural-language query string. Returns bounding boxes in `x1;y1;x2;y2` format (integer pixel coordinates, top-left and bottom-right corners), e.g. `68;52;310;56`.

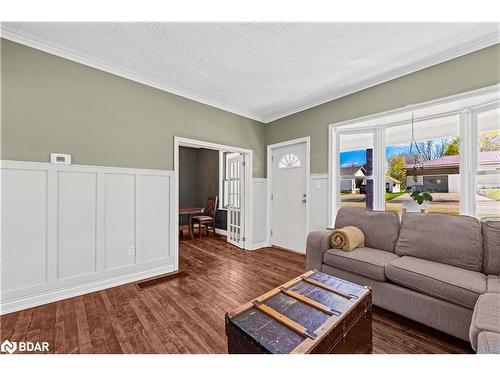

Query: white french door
227;154;245;248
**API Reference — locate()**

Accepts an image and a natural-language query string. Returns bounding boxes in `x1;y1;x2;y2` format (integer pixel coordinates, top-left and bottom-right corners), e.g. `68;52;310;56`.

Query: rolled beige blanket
329;226;365;251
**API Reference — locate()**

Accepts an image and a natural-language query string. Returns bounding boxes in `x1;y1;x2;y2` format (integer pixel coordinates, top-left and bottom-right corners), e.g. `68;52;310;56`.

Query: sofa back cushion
481;219;500;275
334;208;400;252
395;213;483;272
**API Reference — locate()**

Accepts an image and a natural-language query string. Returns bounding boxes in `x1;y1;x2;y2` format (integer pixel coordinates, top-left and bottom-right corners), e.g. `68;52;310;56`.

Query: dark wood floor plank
99;290;136;354
0;235;473;354
136;290;191;354
130;293;181;354
37;303;57;355
74;296;93;354
58;298;79;354
1;310;24;342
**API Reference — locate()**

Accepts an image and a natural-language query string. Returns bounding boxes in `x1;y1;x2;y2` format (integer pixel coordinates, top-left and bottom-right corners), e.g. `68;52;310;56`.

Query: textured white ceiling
2;22;499;122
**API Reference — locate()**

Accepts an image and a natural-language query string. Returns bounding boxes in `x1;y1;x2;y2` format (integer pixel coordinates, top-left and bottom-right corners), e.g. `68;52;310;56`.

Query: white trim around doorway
266;136;311;249
173;137;254;260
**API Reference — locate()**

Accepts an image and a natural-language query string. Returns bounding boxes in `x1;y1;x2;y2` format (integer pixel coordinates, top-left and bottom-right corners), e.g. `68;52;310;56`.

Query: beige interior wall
2;38;499;178
0;39;266;177
265;44;500;174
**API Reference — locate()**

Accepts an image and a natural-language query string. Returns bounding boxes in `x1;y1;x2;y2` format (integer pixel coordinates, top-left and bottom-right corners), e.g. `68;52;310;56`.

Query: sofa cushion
323;247;399;281
477;331;500;354
469;293;500;350
395;213;483;272
487;275;500;293
334;208;400;253
481;218;500;275
386;256;486;309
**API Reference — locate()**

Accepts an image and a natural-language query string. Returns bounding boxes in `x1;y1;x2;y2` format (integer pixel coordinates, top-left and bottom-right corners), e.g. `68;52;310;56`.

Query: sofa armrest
306;230;332;271
487;275;500;293
469;293;500;351
478;331;500;354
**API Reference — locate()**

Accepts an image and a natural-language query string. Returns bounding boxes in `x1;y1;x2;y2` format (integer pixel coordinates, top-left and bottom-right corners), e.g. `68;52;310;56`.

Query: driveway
390;193;460;203
341;193;366;202
342;192;499;217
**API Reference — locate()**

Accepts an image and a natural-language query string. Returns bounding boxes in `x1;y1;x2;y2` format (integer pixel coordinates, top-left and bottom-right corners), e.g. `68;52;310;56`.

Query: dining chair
190;196;218;239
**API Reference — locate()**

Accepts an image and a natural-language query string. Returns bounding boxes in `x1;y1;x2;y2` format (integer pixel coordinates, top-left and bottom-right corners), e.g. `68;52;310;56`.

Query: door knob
302;199;307;203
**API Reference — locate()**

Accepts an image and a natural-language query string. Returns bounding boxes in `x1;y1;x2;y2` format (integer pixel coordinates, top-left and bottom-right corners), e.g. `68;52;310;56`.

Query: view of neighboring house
340;165;366;192
405;151;500;192
340;165;401;193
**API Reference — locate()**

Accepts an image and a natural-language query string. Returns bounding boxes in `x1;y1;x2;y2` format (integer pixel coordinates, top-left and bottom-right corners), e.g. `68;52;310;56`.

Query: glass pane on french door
338;132;374;210
476;107;500;218
227;155;244;248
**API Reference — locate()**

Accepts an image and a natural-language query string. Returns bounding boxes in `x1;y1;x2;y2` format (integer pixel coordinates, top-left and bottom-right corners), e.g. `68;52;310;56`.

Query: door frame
174;137;254;265
266;136;311;249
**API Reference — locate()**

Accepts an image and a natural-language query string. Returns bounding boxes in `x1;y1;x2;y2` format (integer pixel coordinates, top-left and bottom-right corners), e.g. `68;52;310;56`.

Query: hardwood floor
0;236;473;354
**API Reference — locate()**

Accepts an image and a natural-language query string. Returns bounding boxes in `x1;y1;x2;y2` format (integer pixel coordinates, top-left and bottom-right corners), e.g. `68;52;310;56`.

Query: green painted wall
0;39;266;177
2;38;499;178
265;44;500;174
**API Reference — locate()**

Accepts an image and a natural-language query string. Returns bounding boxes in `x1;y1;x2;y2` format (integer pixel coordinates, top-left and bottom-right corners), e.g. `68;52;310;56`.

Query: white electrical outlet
128;245;135;256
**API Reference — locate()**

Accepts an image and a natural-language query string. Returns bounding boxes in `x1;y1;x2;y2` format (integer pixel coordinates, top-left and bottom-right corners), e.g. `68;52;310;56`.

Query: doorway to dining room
174;137;254;266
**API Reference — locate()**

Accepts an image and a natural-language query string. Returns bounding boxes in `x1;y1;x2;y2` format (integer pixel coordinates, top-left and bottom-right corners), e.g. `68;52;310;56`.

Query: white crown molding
0;25;268;123
262;32;500;123
1;25;498;124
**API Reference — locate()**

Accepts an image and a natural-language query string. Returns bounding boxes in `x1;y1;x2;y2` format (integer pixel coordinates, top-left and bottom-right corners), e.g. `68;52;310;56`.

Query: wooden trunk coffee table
225;270;372;354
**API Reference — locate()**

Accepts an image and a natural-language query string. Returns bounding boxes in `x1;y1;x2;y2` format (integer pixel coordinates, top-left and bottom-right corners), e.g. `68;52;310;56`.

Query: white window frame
328;84;500;226
469;102;500;217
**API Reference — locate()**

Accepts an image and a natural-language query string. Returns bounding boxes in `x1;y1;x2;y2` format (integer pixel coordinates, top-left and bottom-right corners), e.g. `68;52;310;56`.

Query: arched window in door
278;153;301;169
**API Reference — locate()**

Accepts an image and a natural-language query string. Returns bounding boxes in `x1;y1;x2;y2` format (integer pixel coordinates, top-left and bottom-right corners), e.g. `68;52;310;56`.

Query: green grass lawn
385;191;406;201
483;189;500;201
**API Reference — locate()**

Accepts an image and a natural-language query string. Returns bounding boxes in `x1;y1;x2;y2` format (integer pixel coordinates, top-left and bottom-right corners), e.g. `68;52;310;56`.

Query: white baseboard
0;264;175;315
213;229;266;251
249;242;268;250
215;228;227;236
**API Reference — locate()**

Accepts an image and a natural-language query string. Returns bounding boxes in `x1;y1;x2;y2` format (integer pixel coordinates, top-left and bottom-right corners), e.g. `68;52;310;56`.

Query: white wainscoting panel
309;174;329;231
252;178;267;249
141;175;172;262
0;161;176;314
1;168;48;291
57;171;97;280
104;173;136;270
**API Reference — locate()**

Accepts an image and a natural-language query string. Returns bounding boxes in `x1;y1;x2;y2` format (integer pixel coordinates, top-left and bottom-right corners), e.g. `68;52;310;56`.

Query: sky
340;144;411;167
340;130;499;167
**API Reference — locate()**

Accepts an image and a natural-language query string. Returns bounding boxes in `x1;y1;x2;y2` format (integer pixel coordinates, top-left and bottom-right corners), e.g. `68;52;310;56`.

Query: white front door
227;154;245;248
271;141;308;253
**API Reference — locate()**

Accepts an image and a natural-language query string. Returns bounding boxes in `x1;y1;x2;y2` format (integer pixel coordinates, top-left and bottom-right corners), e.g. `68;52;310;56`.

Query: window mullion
331;129;340;224
459;108;473;216
374;128;386;210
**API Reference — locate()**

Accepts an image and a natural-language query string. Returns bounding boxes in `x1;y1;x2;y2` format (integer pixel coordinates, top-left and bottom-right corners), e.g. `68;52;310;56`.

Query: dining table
179;206;204;239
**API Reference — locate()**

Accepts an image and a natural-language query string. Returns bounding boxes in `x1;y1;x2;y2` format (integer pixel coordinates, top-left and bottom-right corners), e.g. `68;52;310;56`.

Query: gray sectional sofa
306;207;500;353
